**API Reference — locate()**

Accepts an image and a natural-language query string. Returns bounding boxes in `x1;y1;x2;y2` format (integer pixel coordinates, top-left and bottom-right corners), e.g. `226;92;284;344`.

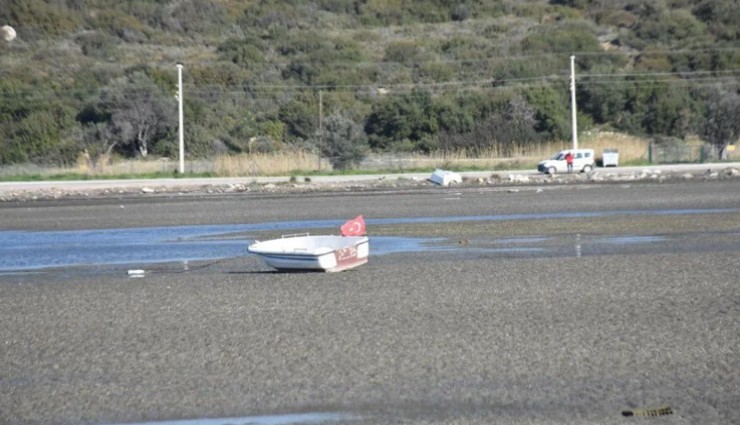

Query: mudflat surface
1;180;739;425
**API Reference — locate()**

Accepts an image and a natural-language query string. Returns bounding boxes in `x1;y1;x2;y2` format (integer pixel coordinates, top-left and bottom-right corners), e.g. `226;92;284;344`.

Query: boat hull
248;235;369;272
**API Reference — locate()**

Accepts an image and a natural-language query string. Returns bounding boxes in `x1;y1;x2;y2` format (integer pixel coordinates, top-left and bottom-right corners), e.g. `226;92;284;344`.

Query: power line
182;46;740;76
1;63;738;99
581;69;740;79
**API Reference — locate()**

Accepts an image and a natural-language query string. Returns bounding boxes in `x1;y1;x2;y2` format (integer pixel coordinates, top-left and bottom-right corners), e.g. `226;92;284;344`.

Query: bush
365;89;439;152
578;74;628;124
521;20;601;55
218;37;266;70
315;114;368;170
281;35;365;85
414;62;454;83
358;0;448;26
76;31;120;59
1;105;77;165
86;9;150;42
0;0;81;37
160;0;232;36
624;8;710;49
700;89;740;159
549;0;590;8
188;62;248;87
693;0;740;41
383;41;430;64
451;4;470;21
279;98;318;142
524;86;571;141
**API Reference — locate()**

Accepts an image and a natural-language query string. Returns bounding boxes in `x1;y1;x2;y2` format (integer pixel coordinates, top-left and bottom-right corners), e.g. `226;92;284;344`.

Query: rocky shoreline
1;166;739;202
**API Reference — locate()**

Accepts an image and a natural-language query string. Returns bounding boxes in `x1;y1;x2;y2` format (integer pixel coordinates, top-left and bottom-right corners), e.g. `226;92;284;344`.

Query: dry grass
1;132;652;179
577;131;651;161
365;134;651;171
77;156;186;175
214;151;321;176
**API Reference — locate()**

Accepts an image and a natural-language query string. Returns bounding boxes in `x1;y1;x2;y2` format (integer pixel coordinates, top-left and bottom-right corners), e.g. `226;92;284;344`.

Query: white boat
248;233;369;272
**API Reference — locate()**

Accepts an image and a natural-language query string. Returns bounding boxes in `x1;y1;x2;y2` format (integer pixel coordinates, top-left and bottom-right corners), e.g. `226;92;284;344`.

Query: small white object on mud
429;169;462;186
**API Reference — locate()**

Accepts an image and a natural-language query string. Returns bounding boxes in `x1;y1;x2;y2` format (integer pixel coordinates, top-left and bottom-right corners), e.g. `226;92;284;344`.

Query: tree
314;114;368;170
437;94;541;156
279;98;317;143
525;86;571;141
74;122;118;172
479;96;540;157
365;89;439;152
2;106;76;165
641;85;694;137
98;72;175;157
700;89;740;160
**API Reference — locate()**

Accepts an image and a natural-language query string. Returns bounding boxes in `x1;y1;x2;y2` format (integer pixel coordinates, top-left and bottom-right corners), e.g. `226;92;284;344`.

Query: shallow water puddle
592;235;667;245
0;228;444;272
101;412;354;425
1;208;737;272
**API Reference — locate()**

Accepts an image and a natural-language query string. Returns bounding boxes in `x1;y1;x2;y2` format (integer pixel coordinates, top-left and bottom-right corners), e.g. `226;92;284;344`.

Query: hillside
0;0;738;170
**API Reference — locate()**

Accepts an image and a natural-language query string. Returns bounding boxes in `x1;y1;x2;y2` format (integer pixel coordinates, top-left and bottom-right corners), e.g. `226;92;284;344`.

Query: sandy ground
1;180;739;425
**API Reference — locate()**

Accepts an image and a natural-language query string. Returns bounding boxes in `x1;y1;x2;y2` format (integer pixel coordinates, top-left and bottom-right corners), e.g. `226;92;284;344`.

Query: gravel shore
1;165;739;203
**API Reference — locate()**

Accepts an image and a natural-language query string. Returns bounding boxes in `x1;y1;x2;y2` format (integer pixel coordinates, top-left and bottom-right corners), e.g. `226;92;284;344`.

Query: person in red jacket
565;151;574;174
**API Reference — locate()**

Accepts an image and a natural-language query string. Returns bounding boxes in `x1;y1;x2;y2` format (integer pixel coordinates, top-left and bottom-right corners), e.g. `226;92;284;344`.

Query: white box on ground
603;149;619;167
430;169;462;186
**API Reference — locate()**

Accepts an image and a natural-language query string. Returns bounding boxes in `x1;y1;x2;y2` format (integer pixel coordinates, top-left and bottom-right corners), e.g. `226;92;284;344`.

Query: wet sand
1;180;739;425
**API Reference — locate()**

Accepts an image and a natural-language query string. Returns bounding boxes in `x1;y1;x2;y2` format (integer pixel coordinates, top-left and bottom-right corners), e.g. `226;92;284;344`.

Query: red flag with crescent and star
340;215;366;236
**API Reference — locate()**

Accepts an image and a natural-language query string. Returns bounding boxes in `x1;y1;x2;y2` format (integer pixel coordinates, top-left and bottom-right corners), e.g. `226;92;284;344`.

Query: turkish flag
340;215;366;236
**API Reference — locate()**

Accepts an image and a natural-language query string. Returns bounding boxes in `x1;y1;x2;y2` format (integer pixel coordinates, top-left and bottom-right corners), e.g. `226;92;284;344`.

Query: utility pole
570;55;578;152
176;63;185;174
318;90;323;171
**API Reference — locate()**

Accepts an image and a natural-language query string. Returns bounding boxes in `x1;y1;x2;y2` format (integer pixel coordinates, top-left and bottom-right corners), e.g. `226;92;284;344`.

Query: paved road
1;180;739;425
1;162;739;193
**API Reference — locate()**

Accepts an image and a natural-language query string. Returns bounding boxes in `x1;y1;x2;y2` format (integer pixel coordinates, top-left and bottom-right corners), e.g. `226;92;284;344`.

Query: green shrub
693;0;740;41
86;9;150;42
437;37;489;61
218;37;266;70
0;0;81;37
188;63;248;87
1;106;76;165
578;73;628;124
384;41;430;64
315;114;368;170
624;8;710;49
160;0;232;36
414;62;454;83
549;0;590;9
76;31;120;60
365;89;439;152
524;86;571;141
278;32;365;84
521;20;601;54
279;98;318;142
358;0;447;26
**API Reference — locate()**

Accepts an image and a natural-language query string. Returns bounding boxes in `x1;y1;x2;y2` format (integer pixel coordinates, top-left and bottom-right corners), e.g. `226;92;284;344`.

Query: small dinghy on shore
248;216;369;272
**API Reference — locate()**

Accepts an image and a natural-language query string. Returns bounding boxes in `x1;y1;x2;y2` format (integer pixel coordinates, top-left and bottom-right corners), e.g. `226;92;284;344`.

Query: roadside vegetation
0;0;738;178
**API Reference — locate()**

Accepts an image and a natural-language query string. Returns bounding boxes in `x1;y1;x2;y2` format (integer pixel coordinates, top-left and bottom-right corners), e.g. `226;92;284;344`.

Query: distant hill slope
0;0;738;166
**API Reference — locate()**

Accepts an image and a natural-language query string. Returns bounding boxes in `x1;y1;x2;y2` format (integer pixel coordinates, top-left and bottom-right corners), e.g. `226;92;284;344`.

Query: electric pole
176;63;185;174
